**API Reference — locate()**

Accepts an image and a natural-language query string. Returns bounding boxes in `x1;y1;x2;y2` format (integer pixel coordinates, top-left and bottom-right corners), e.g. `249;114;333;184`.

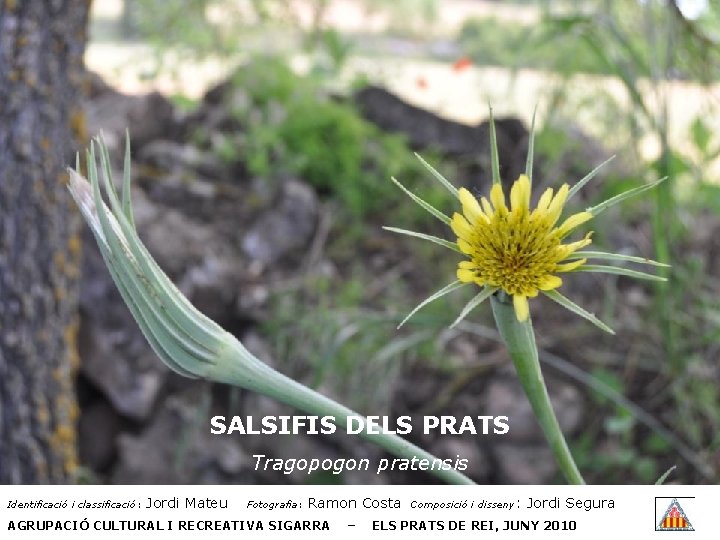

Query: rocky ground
76;67;716;485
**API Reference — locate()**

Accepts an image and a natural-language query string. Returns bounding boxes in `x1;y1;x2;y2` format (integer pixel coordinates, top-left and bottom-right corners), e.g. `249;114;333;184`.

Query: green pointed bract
86;158;205;375
567;250;669;267
122;130;135;228
88;149;217;373
489;106;501;185
525;106;537;186
89;223;195;377
567;155;616;201
72;139;224;378
93;137;225;345
572;264;667;282
93;140;221;362
390;176;450;224
414;153;459;198
450;286;498;329
586;177;668;216
382;226;461;253
542;289;615;335
398;280;467;329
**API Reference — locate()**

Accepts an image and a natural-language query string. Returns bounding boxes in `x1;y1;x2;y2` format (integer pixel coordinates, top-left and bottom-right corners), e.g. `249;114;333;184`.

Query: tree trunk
0;0;90;483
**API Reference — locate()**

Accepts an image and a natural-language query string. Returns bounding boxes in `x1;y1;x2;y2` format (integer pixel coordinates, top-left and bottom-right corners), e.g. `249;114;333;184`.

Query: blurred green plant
123;0;355;79
459;17;611;75
263;276;426;412
572;368;661;484
365;0;439;37
200;56;453;219
459;2;720;79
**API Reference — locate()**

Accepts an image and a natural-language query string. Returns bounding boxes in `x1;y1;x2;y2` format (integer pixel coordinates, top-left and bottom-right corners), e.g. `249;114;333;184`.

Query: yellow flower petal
546;183;569;226
480;197;494;217
556;211;592;237
458;188;488;224
457;238;474;255
510;174;531;213
513;295;530;322
537;274;562;290
554;258;587;273
457;268;475;282
490;183;508;214
554;233;593;259
450;212;473;240
536;187;554;212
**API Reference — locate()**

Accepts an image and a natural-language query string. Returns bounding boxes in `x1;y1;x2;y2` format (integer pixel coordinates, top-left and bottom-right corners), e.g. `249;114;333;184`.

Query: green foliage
128;0;235;58
263;274;411;412
459;4;720;80
568;368;660;484
212;57;452;218
365;0;439;37
458;17;625;76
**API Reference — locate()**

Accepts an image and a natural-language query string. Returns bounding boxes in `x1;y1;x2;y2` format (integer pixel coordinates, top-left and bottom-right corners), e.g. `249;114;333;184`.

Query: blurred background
1;0;718;485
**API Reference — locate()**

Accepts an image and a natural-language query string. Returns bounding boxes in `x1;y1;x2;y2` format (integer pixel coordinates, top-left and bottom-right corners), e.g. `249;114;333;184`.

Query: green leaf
450;286;497;328
568;155;616;200
398;280;467;328
572;264;667;282
414;153;458;198
390;176;450;224
382;226;461;253
690;117;711;155
567;250;669;267
489;106;500;185
542;290;615;334
586;177;667;216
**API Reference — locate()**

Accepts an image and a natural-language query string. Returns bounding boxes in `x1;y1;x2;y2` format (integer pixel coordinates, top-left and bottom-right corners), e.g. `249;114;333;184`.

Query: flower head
452;175;592;321
386;110;668;332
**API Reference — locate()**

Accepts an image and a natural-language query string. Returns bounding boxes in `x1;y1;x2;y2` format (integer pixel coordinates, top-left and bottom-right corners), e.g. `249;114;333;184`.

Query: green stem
211;334;475;485
491;294;585;485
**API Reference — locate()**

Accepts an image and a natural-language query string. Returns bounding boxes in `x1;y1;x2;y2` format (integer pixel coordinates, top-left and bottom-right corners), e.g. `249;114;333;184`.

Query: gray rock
143;209;216;277
85;88;179;156
78;401;123;471
242;179;318;265
112;389;253;484
138;140;225;179
177;255;239;323
80;329;165;422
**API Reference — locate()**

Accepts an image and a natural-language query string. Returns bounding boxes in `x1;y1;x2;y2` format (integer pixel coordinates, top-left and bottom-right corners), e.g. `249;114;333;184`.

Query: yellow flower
452;175;592;322
386;121;668;333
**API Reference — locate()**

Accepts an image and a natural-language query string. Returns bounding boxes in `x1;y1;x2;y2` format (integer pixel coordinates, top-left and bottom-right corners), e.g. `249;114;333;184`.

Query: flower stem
211;333;476;485
490;294;585;485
